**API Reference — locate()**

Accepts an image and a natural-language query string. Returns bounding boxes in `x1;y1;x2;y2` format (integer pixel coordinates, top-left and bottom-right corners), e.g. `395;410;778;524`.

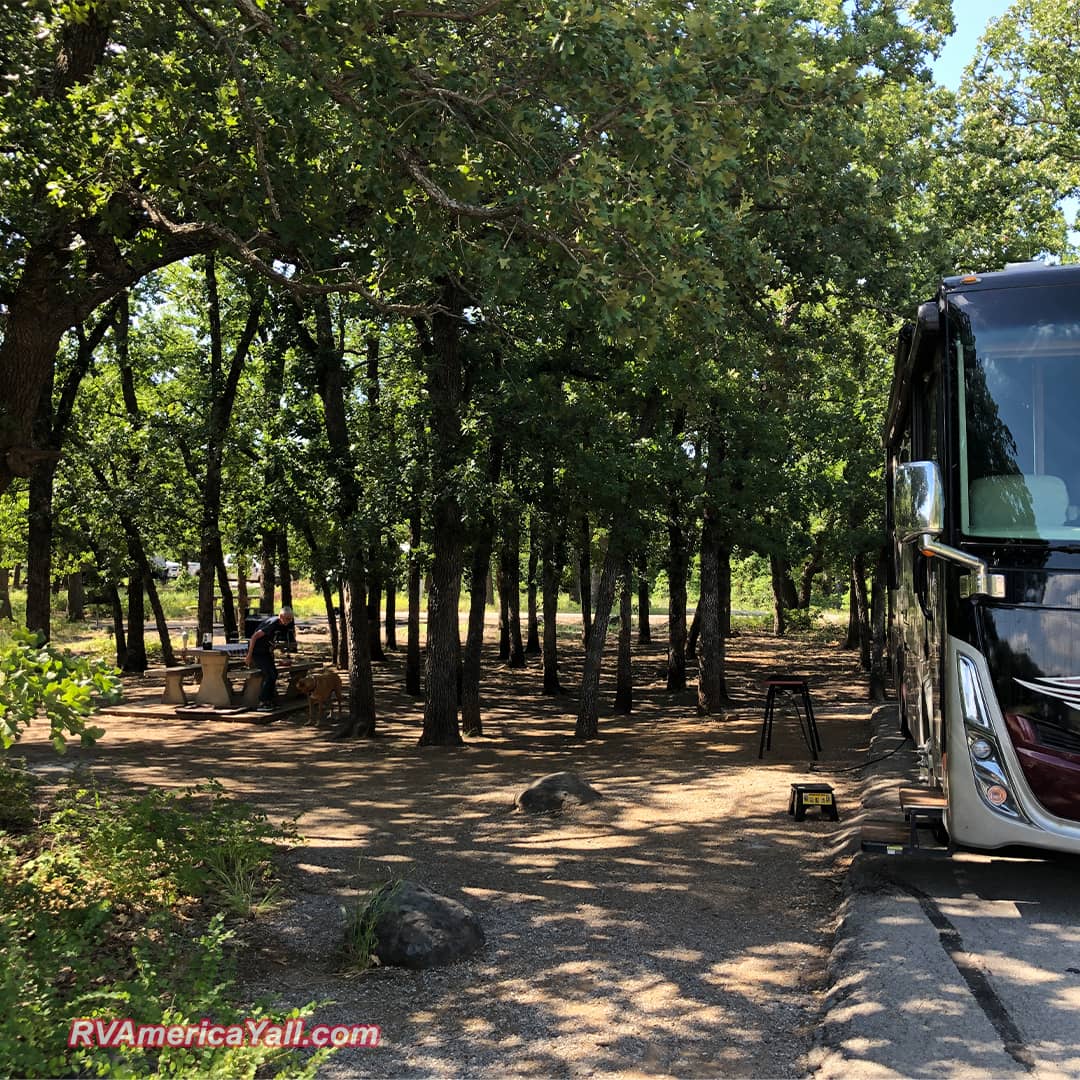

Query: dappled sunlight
16;629;875;1077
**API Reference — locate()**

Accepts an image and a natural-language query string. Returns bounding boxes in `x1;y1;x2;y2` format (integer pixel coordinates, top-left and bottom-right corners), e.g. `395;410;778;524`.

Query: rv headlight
958;655;992;729
970;738;994;761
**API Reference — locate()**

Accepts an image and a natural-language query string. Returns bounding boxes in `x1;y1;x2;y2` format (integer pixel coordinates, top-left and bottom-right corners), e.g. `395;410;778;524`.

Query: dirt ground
16;620;876;1078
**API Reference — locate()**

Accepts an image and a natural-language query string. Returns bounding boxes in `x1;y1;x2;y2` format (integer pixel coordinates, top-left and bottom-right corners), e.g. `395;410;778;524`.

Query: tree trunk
259;529;277;614
797;539;824;609
770;553;787;638
576;544;621;739
385;570;398;650
406;510;422;697
497;557;510;662
615;557;633;714
367;564;386;661
417;288;468;747
525;513;541;655
542;524;563;695
844;570;860;650
0;567;11;621
667;508;688;692
123;572;147;673
461;537;493;736
697;510;728;713
12;565;21;589
297;295;376;737
869;546;888;702
108;581;126;666
636;552;651;645
25;460;55;639
66;572;85;622
502;514;525;668
214;554;237;642
719;543;732;638
687;603;701;660
578;514;593;646
853;552;872;672
278;530;293;610
236;562;249;619
338;582;349;669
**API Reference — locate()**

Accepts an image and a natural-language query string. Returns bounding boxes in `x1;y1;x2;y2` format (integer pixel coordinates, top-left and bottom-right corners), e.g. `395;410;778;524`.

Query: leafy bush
0;627;121;751
0;757;38;832
0;778;324;1078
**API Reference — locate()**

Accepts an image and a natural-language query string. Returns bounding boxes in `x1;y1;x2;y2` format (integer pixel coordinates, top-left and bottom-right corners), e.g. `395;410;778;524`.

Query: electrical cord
808;733;913;773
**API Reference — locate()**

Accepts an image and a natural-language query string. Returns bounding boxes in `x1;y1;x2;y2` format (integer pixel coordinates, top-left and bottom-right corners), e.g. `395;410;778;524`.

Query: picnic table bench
235;660;322;709
149;664;201;705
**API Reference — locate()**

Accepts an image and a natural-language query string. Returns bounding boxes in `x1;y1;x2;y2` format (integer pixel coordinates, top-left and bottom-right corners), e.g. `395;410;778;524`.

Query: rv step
860;817;952;857
899;786;947;812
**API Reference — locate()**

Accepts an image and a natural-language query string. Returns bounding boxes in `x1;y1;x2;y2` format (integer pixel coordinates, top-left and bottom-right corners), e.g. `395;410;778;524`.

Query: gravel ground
18;629;876;1078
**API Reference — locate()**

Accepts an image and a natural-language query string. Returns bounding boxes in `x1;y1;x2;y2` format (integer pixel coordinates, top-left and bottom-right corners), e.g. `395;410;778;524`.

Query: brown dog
295;668;343;727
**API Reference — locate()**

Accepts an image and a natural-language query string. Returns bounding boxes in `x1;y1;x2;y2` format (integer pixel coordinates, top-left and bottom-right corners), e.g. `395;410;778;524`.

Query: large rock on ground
515;771;603;814
364;880;484;969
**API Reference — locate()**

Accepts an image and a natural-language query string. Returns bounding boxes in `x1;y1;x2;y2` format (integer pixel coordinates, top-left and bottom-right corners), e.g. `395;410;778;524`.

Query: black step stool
789;782;839;821
759;676;822;760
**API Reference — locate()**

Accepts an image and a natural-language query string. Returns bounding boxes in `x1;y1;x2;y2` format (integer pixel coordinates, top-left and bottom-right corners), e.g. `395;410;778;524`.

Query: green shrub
0;757;38;832
0;779;323;1077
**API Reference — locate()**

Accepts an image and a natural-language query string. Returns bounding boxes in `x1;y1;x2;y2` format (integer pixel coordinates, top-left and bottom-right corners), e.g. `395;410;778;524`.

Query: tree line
0;0;1075;745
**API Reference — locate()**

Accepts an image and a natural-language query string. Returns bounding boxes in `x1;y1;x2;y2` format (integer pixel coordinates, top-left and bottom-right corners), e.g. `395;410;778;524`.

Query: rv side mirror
895;461;944;543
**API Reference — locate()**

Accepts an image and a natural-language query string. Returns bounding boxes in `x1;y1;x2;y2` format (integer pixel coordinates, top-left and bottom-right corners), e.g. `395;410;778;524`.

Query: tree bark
496;556;510;662
697;508;729;713
687;603;701;660
578;514;593;646
869;546;888;702
367;564;386;661
501;511;525;668
25;459;55;638
615;557;633;714
770;553;787;638
461;538;493;736
417;288;468;747
844;568;860;650
259;529;277;614
636;552;651;645
385;569;398;650
67;572;85;622
525;513;540;655
0;567;12;621
108;581;126;665
575;544;621;739
666;506;689;692
406;509;422;697
853;552;872;672
719;543;732;638
460;434;504;736
295;296;376;737
278;531;293;610
797;538;824;609
123;572;147;673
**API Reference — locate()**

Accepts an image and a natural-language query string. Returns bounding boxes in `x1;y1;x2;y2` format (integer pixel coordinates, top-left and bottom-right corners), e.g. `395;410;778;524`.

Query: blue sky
930;0;1015;90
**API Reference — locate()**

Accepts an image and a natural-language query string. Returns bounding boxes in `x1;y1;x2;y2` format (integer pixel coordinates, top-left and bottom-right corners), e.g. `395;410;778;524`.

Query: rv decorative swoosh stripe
1015;676;1080;711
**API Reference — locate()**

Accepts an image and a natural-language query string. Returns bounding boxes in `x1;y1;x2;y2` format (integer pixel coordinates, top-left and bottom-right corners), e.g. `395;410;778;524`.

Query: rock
515;770;603;814
361;880;484;969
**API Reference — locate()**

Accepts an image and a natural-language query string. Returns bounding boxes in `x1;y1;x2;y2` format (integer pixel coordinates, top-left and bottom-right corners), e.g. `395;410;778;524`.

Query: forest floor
18;622;878;1078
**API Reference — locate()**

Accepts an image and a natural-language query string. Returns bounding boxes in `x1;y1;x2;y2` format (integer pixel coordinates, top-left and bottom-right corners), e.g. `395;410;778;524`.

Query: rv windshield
952;284;1080;541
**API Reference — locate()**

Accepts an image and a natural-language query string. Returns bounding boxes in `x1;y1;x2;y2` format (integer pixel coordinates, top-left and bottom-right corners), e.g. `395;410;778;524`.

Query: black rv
886;262;1080;853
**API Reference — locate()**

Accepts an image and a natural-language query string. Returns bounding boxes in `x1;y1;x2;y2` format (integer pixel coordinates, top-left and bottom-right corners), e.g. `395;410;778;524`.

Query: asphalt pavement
810;705;1080;1078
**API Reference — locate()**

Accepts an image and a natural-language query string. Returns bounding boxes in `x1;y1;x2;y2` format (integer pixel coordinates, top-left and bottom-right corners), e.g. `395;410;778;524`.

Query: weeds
339;869;403;974
0;775;320;1077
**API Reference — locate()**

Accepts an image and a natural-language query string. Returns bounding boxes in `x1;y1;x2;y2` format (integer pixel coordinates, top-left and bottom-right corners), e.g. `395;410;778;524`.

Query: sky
930;0;1015;91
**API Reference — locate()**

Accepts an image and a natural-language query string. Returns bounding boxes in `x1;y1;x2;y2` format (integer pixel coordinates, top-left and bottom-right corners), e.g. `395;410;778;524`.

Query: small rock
515;770;603;814
359;880;484;969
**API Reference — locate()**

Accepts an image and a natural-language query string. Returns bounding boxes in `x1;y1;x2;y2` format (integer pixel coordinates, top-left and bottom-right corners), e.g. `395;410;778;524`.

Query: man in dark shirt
245;607;295;710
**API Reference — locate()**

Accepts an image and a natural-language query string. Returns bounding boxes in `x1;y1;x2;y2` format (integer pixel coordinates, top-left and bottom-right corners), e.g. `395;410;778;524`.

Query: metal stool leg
803;686;822;752
759;686;775;758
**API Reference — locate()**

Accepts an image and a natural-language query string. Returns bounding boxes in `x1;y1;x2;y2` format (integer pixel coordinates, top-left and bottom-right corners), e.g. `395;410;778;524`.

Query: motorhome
886;262;1080;853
